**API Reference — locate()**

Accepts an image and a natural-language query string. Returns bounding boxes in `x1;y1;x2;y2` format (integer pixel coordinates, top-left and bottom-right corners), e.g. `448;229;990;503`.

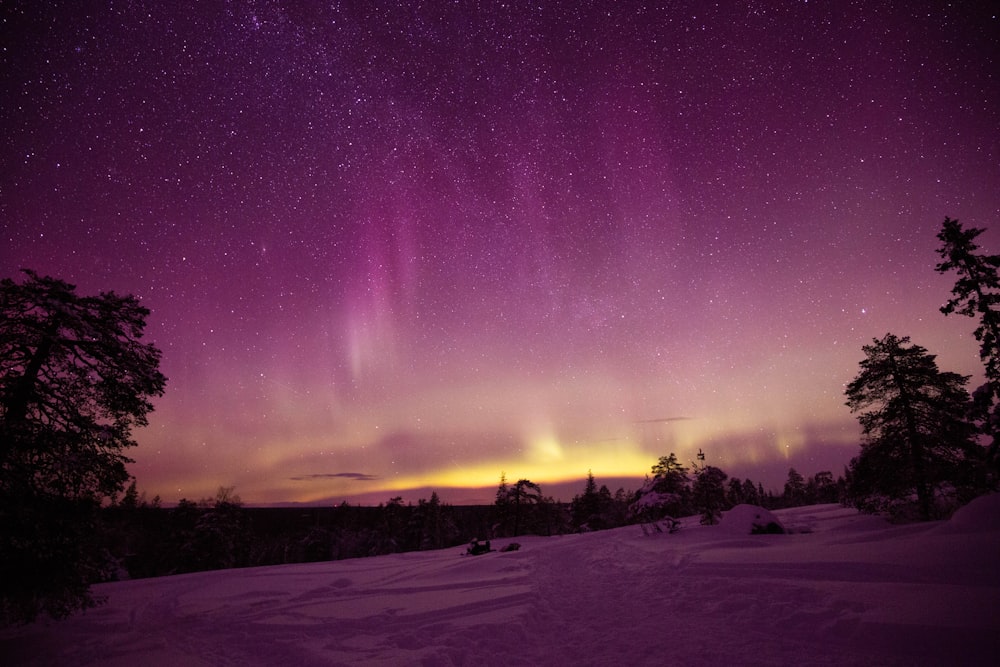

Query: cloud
290;472;380;482
633;416;693;424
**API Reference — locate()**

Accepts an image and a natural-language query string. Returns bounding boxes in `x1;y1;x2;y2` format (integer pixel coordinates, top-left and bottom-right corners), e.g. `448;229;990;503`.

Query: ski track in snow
3;500;1000;666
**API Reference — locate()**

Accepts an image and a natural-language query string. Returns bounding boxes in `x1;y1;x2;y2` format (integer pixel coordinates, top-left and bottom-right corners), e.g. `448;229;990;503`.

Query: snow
4;500;999;666
717;503;786;534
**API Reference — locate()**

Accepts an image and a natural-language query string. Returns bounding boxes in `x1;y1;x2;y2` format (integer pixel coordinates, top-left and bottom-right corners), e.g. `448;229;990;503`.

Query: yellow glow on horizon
321;436;661;500
136;396;861;505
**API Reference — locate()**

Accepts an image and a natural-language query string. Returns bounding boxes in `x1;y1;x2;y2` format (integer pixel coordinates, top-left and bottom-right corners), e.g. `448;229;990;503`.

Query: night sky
3;2;998;505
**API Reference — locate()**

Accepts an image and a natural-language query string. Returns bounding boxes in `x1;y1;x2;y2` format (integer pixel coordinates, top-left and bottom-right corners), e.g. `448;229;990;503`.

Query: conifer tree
935;217;1000;468
727;477;744;507
631;453;692;522
494;472;511;536
1;271;166;624
783;468;806;506
845;333;979;519
692;465;728;525
509;479;542;536
571;470;602;529
650;453;690;496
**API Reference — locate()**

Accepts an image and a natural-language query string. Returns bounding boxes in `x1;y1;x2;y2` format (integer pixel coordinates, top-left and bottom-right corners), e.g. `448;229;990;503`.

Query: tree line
99;486;479;579
96;458;835;584
2;217;998;624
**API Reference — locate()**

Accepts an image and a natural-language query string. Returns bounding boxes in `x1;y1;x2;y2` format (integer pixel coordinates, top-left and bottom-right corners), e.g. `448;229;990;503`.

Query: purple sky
4;2;998;505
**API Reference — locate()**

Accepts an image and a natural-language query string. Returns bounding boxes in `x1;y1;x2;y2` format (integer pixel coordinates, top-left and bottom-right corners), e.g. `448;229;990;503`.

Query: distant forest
101;463;837;581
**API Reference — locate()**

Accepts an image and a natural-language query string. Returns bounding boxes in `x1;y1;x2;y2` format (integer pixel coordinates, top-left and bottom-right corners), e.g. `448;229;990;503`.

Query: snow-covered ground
4;497;999;666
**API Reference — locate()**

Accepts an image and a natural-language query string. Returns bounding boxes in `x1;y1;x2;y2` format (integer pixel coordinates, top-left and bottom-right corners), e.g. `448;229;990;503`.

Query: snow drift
3;499;999;666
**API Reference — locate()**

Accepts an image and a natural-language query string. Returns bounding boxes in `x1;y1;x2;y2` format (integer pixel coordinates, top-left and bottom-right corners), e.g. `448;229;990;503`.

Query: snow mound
938;492;1000;534
630;489;682;514
719;504;785;534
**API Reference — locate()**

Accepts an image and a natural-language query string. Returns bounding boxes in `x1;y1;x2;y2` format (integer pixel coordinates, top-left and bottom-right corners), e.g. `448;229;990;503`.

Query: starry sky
3;2;999;505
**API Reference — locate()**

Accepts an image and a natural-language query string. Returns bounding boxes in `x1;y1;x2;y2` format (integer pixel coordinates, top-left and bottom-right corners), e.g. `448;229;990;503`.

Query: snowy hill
4;498;999;666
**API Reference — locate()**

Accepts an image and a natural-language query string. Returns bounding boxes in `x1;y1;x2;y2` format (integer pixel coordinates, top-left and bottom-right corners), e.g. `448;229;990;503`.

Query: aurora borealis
3;2;998;504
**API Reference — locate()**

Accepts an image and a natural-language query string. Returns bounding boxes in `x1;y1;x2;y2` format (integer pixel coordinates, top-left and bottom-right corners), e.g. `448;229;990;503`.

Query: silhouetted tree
845;334;980;520
692;465;728;524
493;472;511;536
571;470;606;530
609;487;632;526
727;477;745;507
374;496;408;554
650;453;691;502
101;482;167;579
935;217;1000;471
783;468;806;506
190;487;248;570
508;479;542;536
806;471;839;504
0;271;166;624
490;478;554;536
533;492;568;536
631;453;692;521
118;479;141;509
409;491;458;550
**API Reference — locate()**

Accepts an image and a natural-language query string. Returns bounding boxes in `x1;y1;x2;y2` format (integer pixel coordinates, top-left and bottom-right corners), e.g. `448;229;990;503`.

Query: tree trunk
887;348;932;520
3;336;54;428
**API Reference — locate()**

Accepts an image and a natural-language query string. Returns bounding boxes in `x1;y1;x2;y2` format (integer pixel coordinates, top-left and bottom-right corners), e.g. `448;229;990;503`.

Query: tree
597;484;615;525
692;465;728;525
935;217;1000;468
783;468;806;506
186;487;248;571
650;453;690;497
533;492;568;536
630;453;692;522
377;496;407;554
407;491;458;551
493;472;511;536
845;333;979;520
571;470;605;530
508;479;542;536
807;471;839;504
726;477;745;507
0;270;166;623
609;487;632;527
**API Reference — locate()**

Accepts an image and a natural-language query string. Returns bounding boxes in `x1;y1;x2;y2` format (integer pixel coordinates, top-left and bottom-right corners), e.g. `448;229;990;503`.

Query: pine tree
935;217;1000;469
571;470;602;529
809;471;838;504
1;271;166;624
631;453;692;522
650;453;690;497
845;333;980;519
692;465;728;524
509;479;542;536
726;477;744;507
494;472;511;537
421;492;443;550
783;468;806;507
